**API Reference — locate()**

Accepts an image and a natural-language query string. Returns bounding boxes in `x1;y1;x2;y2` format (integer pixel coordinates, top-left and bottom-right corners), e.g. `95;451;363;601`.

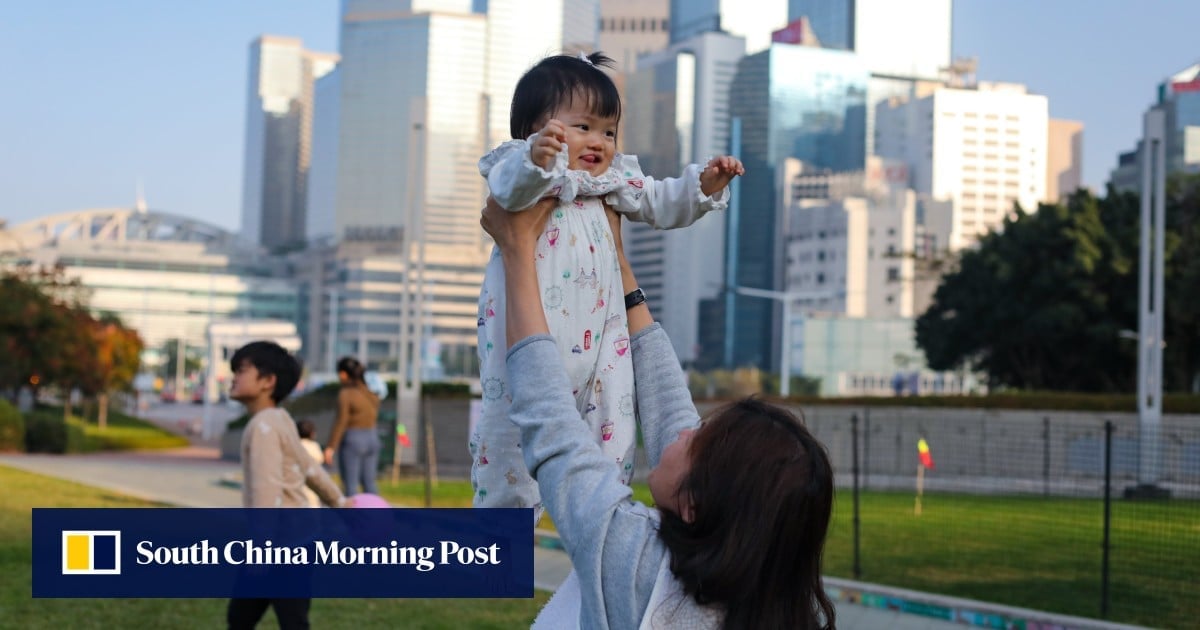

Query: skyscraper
788;0;952;156
875;82;1048;250
329;1;489;369
482;0;560;151
710;42;868;370
669;0;787;54
621;31;746;364
598;0;670;75
240;36;338;249
788;0;950;79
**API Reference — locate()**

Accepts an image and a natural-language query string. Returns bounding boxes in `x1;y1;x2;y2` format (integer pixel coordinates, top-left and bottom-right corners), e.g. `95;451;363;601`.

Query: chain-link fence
776;404;1200;629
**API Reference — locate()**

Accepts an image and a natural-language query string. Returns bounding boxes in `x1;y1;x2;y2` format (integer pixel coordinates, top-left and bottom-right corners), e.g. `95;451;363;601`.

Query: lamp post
397;99;427;471
1131;107;1169;498
729;286;835;398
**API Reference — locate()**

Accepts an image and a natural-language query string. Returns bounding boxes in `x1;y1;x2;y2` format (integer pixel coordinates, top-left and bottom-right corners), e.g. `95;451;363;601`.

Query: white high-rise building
875;82;1049;250
779;157;917;319
483;0;599;149
620;31;746;364
240;36;338;249
563;0;601;53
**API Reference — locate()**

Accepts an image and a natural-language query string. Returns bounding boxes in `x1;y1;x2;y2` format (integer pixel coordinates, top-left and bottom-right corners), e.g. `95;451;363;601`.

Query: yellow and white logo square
61;530;121;575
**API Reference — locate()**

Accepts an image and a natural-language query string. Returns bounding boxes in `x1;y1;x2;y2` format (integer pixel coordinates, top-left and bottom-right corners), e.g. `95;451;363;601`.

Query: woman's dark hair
336;356;366;385
657;398;836;630
509;51;621;140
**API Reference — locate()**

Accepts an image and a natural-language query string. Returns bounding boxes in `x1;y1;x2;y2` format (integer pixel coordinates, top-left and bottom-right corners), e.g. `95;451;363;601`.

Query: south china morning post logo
61;530;121;575
34;508;533;598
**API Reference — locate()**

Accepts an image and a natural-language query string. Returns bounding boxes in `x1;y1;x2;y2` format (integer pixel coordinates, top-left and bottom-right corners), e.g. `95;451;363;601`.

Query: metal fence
790;405;1200;630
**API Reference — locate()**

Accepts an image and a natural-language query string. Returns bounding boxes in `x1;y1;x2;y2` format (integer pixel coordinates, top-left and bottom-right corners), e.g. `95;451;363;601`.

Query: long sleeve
606;157;730;230
506;335;669;630
629;323;702;467
478;138;560;212
327;388;352;452
243;419;286;508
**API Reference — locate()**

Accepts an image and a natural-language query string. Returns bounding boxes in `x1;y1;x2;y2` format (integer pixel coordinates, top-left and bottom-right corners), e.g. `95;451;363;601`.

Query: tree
0;268;94;402
916;175;1200;393
916;190;1137;391
79;315;144;429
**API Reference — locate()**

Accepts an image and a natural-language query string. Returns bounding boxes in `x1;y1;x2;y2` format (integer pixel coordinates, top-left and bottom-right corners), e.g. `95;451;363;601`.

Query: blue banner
33;508;533;598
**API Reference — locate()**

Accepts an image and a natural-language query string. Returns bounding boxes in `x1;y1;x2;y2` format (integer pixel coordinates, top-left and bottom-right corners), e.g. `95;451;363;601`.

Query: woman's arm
324;388;351;464
484;198;668;629
606;209;702;467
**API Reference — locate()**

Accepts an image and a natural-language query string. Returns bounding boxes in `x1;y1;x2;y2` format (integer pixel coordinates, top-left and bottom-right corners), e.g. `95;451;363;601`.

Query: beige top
299;438;324;508
240;407;345;508
327;383;381;451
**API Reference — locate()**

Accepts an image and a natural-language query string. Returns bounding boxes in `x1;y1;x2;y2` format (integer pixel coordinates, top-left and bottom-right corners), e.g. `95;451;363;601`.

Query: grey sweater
507;323;702;629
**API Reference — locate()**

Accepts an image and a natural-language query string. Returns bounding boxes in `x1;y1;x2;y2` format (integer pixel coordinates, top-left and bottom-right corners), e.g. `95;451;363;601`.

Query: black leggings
227;597;310;630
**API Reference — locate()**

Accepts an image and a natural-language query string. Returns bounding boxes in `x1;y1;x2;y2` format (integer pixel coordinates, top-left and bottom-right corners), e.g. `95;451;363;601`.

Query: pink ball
350;493;390;508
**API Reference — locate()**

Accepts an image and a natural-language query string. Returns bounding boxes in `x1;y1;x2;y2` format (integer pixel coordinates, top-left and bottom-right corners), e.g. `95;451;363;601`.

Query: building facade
1046;118;1084;202
2;208;298;372
620;31;746;364
668;0;787;54
875;82;1048;250
705;42;868;370
598;0;670;75
240;36;338;249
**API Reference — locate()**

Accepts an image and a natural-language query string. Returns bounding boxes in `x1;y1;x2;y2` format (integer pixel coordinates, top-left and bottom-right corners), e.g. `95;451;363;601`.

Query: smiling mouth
580;155;599;164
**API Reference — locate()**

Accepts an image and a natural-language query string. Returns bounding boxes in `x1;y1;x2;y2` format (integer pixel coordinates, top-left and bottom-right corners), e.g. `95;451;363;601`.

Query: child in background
296;419;324;508
471;51;743;520
227;341;351;630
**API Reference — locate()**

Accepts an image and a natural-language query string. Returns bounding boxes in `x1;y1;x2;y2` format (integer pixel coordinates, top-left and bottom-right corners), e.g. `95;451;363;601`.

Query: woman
324;356;381;496
483;196;837;629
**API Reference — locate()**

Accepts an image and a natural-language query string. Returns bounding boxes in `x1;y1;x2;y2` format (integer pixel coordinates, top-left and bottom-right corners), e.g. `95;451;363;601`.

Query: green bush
0;399;24;451
24;411;85;454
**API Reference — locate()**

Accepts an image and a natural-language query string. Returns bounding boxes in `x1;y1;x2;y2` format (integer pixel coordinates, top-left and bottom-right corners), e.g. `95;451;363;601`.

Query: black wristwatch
624;288;647;310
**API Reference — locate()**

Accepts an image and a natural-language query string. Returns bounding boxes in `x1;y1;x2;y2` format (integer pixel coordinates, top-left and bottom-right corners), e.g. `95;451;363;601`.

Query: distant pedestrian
227;341;350;630
325;356;381;495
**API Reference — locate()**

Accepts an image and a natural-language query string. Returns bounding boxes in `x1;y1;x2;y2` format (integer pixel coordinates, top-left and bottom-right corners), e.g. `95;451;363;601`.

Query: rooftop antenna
135;180;148;213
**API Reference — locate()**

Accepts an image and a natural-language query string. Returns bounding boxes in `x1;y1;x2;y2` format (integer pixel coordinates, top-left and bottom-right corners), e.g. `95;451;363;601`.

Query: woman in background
324;356;381;495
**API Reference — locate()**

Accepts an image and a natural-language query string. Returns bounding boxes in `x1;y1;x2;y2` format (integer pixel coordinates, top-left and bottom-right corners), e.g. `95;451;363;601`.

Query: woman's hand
323;447;334;466
480;195;557;262
481;195;556;345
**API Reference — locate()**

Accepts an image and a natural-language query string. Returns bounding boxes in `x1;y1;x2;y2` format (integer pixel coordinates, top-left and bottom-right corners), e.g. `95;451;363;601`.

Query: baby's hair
296;419;316;440
509;51;621;140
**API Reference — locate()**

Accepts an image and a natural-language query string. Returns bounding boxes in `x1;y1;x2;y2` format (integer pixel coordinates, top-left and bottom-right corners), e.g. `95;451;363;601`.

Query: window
887;267;900;282
817;272;826;284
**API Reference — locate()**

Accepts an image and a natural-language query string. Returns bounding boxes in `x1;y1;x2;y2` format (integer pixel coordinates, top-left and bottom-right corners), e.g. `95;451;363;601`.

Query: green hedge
764;392;1200;414
24;411;85;454
0;399;24;451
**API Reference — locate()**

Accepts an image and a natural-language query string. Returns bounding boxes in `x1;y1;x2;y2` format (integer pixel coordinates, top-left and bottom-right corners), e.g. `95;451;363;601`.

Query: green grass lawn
822;490;1199;629
5;463;1194;629
0;465;548;629
35;404;191;452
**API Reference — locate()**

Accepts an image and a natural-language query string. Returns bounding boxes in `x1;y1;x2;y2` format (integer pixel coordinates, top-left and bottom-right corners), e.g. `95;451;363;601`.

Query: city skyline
3;0;1200;230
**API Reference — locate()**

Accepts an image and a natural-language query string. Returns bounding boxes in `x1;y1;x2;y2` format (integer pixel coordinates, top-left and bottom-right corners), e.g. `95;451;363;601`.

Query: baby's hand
531;120;566;171
699;155;745;196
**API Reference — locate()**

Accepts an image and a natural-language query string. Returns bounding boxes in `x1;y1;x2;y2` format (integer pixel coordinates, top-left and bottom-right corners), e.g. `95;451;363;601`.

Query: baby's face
549;101;618;177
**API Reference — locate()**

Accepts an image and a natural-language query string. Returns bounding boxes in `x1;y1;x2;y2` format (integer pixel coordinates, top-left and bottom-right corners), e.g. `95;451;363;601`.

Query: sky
2;0;1199;231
